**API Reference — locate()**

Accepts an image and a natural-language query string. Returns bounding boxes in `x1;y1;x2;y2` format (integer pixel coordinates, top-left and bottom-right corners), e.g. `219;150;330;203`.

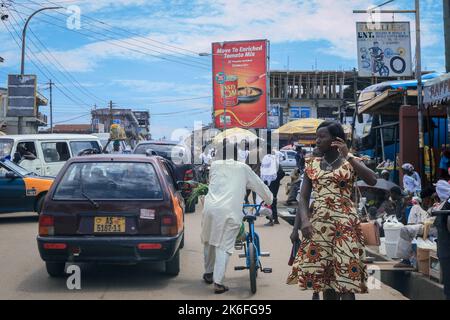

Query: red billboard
212;40;269;129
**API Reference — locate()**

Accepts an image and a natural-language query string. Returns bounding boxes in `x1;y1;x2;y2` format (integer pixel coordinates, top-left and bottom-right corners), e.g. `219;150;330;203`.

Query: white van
0;134;102;177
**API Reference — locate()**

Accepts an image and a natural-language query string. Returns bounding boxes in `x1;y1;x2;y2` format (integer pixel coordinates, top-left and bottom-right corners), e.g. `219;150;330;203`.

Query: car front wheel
45;262;66;277
165;250;180;276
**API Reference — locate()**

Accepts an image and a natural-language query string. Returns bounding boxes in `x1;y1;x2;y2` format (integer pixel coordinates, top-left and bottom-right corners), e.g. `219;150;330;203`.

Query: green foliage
187;183;209;207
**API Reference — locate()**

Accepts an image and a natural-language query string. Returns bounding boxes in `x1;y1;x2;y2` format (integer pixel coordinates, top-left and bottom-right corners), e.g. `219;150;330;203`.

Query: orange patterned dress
287;157;368;294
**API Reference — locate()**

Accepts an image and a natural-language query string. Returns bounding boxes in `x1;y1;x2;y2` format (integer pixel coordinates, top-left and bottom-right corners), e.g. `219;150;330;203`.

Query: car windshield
286;152;296;160
53;162;163;200
0;139;13;158
1;159;31;176
70;141;101;156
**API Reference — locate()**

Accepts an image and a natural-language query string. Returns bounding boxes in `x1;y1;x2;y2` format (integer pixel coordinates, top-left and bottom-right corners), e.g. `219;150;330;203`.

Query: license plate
94;217;126;233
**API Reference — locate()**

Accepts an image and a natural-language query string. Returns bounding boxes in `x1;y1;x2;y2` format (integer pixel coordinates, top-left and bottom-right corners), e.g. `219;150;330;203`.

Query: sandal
203;273;213;284
214;283;229;294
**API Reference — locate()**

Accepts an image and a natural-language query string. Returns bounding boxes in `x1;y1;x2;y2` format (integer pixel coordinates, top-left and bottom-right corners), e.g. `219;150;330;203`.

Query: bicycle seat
243;215;257;222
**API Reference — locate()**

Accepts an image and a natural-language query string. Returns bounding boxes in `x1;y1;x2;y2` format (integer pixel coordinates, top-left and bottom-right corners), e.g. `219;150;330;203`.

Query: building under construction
269;70;365;126
91;108;150;141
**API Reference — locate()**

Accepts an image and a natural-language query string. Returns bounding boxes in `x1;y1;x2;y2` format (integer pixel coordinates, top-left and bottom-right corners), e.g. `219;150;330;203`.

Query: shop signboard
356;22;412;78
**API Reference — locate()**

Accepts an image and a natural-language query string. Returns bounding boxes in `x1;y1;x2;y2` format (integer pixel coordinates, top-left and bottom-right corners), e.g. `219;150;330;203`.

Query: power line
39;0;206;57
10;1;211;71
53;111;91;124
2;14;94;111
11;10;108;105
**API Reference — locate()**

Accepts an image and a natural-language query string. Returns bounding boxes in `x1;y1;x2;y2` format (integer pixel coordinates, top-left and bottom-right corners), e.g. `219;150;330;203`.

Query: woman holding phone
287;121;377;300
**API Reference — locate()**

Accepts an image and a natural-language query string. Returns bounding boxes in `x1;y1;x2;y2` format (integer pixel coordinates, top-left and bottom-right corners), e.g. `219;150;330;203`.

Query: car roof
66;154;162;164
0;134;100;141
136;140;180;146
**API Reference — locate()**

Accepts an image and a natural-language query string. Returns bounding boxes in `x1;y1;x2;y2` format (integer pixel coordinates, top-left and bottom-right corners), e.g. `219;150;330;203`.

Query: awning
424;73;450;107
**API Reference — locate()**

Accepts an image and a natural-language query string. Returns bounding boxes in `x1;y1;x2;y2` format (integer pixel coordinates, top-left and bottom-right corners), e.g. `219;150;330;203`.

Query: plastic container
383;216;404;243
385;240;399;259
379;237;387;256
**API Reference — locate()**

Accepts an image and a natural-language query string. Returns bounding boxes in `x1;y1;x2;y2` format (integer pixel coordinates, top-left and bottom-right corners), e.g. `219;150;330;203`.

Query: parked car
134;141;197;213
0;134;102;177
280;150;297;175
0;158;54;214
37;154;185;277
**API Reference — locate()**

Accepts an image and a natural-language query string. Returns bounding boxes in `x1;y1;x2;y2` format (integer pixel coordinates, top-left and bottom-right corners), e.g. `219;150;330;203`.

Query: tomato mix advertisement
212;40;269;129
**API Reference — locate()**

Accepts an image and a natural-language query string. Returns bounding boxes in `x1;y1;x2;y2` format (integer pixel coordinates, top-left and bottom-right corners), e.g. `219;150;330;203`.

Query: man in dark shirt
295;146;305;172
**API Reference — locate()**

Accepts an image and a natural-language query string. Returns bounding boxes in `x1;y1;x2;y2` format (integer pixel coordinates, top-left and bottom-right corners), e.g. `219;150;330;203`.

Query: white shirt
408;204;428;225
237;149;249;163
200;152;212;165
403;172;421;194
260;154;280;185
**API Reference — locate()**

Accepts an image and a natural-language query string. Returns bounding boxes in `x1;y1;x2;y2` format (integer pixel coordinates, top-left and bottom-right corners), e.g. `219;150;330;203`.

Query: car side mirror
13;152;21;164
5;171;18;179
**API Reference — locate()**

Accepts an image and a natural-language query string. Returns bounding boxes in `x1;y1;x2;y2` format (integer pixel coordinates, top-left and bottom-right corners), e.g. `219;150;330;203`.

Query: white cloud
1;0;444;72
112;79;210;96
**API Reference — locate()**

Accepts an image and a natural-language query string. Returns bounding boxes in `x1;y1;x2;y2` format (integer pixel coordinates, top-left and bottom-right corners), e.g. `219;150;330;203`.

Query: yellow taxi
0;158;54;214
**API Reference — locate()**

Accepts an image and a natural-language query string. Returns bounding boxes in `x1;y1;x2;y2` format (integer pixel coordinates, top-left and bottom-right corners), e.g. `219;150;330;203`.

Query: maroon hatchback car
37;154;185;277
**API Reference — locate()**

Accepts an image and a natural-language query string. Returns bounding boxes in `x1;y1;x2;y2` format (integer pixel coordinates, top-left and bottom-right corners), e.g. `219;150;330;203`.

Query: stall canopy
424;73;450;107
275;118;324;135
212;127;259;144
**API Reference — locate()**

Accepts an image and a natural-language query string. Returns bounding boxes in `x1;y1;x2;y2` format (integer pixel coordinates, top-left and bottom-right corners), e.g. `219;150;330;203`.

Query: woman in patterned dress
287;121;377;300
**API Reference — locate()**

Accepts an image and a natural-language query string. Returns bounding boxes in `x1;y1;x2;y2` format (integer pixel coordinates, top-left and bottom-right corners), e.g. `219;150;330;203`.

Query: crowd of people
197;121;450;300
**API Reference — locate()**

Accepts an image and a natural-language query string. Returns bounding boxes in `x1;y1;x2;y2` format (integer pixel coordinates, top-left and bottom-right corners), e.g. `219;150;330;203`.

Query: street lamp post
21;7;62;76
16;6;61;134
199;51;227;130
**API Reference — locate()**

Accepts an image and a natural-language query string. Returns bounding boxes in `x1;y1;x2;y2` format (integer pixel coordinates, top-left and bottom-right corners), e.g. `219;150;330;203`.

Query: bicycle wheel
248;243;257;294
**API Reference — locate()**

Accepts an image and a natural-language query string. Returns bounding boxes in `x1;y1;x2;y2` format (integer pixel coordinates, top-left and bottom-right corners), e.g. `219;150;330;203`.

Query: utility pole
444;0;450;72
351;68;358;147
415;0;425;182
109;100;113;132
48;80;53;133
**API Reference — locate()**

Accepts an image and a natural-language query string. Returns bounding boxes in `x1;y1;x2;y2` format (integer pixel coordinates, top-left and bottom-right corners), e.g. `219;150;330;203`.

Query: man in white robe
201;149;273;294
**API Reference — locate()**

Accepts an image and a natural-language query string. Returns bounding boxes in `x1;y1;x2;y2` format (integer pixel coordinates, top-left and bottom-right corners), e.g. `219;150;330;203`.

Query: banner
424;73;450;107
212;40;269;129
356;22;412;78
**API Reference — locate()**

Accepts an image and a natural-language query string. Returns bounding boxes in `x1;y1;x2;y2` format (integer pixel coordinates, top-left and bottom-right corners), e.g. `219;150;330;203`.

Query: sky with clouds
0;0;446;139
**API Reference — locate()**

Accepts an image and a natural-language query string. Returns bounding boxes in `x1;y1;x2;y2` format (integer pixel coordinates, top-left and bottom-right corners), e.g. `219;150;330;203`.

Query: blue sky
0;0;446;139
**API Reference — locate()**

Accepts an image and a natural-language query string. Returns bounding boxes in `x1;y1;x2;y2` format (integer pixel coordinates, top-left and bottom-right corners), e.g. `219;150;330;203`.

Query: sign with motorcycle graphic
356;22;412;78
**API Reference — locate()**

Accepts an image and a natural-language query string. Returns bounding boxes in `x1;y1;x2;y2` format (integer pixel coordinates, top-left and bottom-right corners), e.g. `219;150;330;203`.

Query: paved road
0;203;406;300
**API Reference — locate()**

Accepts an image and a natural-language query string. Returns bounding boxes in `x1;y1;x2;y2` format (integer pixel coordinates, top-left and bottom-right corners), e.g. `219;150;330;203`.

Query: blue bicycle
234;203;272;294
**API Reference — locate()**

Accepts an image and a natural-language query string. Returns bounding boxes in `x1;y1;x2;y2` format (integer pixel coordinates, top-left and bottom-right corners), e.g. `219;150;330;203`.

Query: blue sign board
290;107;301;119
300;107;311;118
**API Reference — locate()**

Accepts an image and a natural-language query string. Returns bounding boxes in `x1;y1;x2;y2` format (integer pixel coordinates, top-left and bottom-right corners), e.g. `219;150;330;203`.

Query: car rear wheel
179;233;185;249
36;193;47;215
45;262;66;277
165;249;180;276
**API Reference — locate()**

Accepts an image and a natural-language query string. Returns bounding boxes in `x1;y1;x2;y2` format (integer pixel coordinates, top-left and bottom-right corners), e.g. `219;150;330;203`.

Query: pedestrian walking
287;121;377;300
201;141;273;294
260;145;285;226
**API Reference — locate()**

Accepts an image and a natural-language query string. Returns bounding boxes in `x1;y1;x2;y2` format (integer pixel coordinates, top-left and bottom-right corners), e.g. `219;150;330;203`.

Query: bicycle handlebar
242;202;265;215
